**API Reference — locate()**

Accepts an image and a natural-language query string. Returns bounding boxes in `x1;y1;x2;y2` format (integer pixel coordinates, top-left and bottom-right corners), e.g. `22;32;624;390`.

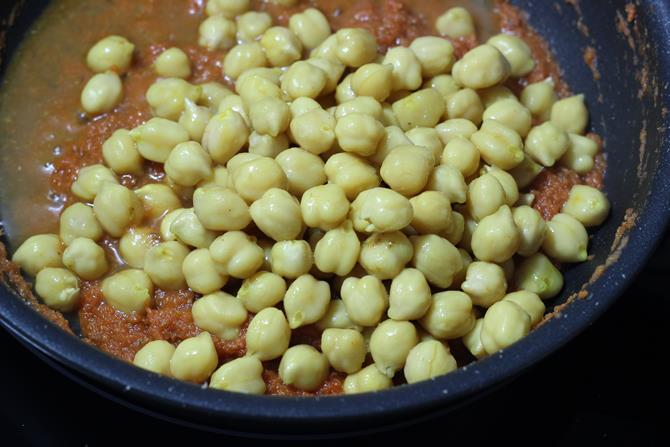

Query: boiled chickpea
471;120;524;170
93;183;143;238
471;205;520;263
289;8;331;50
436;118;478;145
423;74;460;100
350;187;414;233
289;109;336;155
192;292;247;340
462;318;487;359
164;142;212;187
409;191;453;235
560;133;600;174
525;122;570;167
35;268;80;312
461;261;507;308
170;208;217;249
275;148;326;197
358;232;413;280
551;94;589;135
59;204;103;246
335;28;378;68
392;89;445;131
217;94;250;124
350;63;392;102
209;232;263;279
486;167;519;205
410;37;455;77
71;164;118;201
543;213;589;262
182;248;228;295
144;241;190;290
321;328;365;374
62;238;108;280
282;61;327;100
426;164;468;204
334;73;357;104
206;0;250;18
170;332;218;383
246;307;292;361
314;220;360;276
236;11;272;43
383;47;422;92
300;184;350;231
134;184;181;220
249;97;290;138
520;79;557;122
155;47;191;79
562;185;610;227
248;132;289;158
232;158;288;203
237;271;286;313
487;34;535;78
343;364;392;394
411;235;462;289
419;291;475;340
316;300;362;331
370;319;418;377
193;187;248;233
270;240;312;279
441;136;480;177
452;44;510;89
199;15;237;50
283;274;330;329
508;156;544;189
145;78;200;121
307;57;345;94
226;152;262;177
368;125;412;167
388;268;431;321
335;113;384;157
443;211;466;246
179;99;212;142
133;340;175;376
467;173;507;221
435;7;475;39
512;206;547;257
483;98;532;137
405;127;443;164
201;111;250;164
210;357;266;394
249;188;302;241
102;129;143;175
514;253;564;299
102;269;153;314
223;42;268;79
261;26;303;67
504;291;545;327
380;145;433;196
86;35;134;73
481;301;531;354
446;88;484;125
404;340;457;384
279;345;329;391
199;82;233;111
340;275;388;327
324;153;380;200
130;118;190;163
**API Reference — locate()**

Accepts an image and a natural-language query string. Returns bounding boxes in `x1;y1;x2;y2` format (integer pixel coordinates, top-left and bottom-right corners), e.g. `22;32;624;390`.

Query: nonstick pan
1;0;669;437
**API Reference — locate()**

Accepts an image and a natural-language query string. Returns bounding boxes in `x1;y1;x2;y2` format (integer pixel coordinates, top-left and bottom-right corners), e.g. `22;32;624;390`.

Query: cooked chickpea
283;274;330;329
261;26;303;67
101;269;154;314
324;153;380;200
238;271;286;312
562;185;610;227
145;78;200;121
93;183;143;238
445;88;484;125
179;99;212;143
270;240;313;279
209;231;264;279
164;142;212;187
102;129;143;175
249;188;303;241
520;79;557;122
198;82;233;111
225;153;262;180
551;94;589;135
192;292;248;340
392;89;445;131
210;357;266;394
452;44;510;89
405;127;442;164
370;319;418;377
170;332;218;383
368;125;412;167
514;253;564;299
279;345;329;391
237;73;283;105
193;186;250;232
182;248;228;295
560;133;600;174
525;121;570;167
410;37;455;77
316;299;361;331
471;205;520;263
321;328;366;374
383;47;422;92
201;111;250;165
483;98;532;138
335;113;385;156
350;63;393;102
350;187;414;233
199;15;237;50
467;173;507;221
170;208;217;248
236;11;272;43
436;118;478;145
275;148;326;197
543;213;589;263
34;268;80;312
435;7;475;39
86;35;135;73
223;42;267;79
217;94;250;124
358;231;413;280
461;261;507;308
133;184;180;221
232;157;288;203
206;0;250;18
343;364;393;394
411;235;462;289
130;118;190;163
380;145;433;197
460;213;478;252
285;62;327;100
409;191;453;235
143;241;190;290
504;291;545;327
247;132;288;158
133;340;175;376
487;33;535;78
388;268;432;321
289;8;331;49
248;97;290;139
471;120;524;170
426;165;468;205
334;73;357;104
154;47;191;79
71;164;118;201
290;109;336;155
311;220;359;276
404;340;457;384
419;291;475;340
508;156;544;189
159;208;186;242
486;167;519;206
310;33;339;61
62;238;108;280
511;206;546;257
300;184;350;231
462;318;487;359
423;74;460;100
440;136;480;177
335;28;378;68
59;204;103;246
481;301;531;354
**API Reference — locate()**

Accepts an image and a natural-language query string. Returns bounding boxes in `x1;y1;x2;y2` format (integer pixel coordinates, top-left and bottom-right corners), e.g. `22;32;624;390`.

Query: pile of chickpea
12;0;611;395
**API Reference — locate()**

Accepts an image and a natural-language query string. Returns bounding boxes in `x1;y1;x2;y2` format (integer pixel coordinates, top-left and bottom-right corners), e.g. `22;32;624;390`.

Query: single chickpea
426;164;468;204
237;271;286;312
513;206;547;257
316;300;362;331
441;136;480;177
461;261;507;308
59;204;103;246
471;205;520;263
182;248;228;295
93;183;144;238
368;125;412;167
404;340;457;384
410;234;462;289
236;11;272;43
35;268;80;312
202;111;250;165
446;88;484;125
248;132;289;158
301;184;350;231
232;157;288;203
334;73;357;104
343;364;393;394
102;129;143;176
419;291;475;340
130;118;190;163
199;82;234;111
483;98;532;137
217;94;250;125
504;291;546;327
324;153;380;200
321;328;366;374
210;231;264;279
249;97;290;139
223;42;268;80
71;164;118;201
350;63;393;102
481;301;531;354
275;148;327;197
314;220;360;276
383;47;423;92
410;37;455;77
380;145;434;197
560;133;600;174
452;44;511;89
392;88;446;131
164;142;212;187
249;188;303;241
279;345;330;392
270;240;313;279
388;268;432;321
290;109;336;155
210;357;266;395
525;121;570;167
562;185;610;227
289;8;331;50
358;231;413;280
192;292;248;340
246;307;291;361
487;33;536;78
508;156;544;189
409;191;453;235
335;28;378;68
206;0;250;18
179;99;212;143
133;340;175;376
170;208;217;249
436;118;478;145
520;79;557;122
261;26;303;67
281;60;327;100
543;213;589;263
471;120;525;170
145;78;201;121
155;47;191;79
335;113;385;157
551;94;589;135
443;211;466;246
462;318;487;359
340;275;389;327
307;57;346;95
370;319;418;378
101;269;154;314
192;186;250;232
423;74;460;99
435;7;475;39
170;332;219;383
134;184;182;220
199;15;237;50
144;241;190;290
350;187;414;233
283;274;331;328
467;173;507;221
514;253;564;299
62;238;108;280
405;127;443;164
86;35;135;73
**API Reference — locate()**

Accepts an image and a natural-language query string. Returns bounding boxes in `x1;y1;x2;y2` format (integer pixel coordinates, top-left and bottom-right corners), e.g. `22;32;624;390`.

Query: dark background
1;234;666;446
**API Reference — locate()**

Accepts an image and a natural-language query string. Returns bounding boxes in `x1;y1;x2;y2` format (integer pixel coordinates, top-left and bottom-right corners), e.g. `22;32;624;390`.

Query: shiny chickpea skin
210;357;266;395
334;28;378;68
487;33;536;78
246;307;292;361
551;94;589;135
483;98;532;138
270;240;313;279
275;148;327;197
206;0;250;18
370;319;418;378
237;271;287;313
59;204;103;246
462;318;487;359
560;133;600;174
199;15;237;50
514;252;564;300
223;42;268;80
300;184;350;231
260;26;303;67
467;173;507;221
409;37;455;78
133;340;175;376
350;63;393;102
102;129;143;176
452;44;511;89
71;164;118;202
383;47;423;92
170;332;219;383
102;269;154;315
504;291;546;327
513;206;547;257
279;345;330;392
436;118;478;145
209;231;264;279
350;187;414;233
145;78;201;121
461;261;508;308
93;183;144;238
409;191;453;235
130;118;190;163
471;205;521;263
435;7;475;39
192;292;248;340
481;301;531;354
134;184;182;220
164;142;212;187
368;125;412;167
232;157;288;203
380;145;434;197
316;299;363;331
170;208;217;249
388;268;432;321
314;220;360;276
358;231;414;280
324;153;381;200
249;188;303;242
525;121;570;167
441;136;480;177
321;328;366;374
182;248;228;295
178;99;213;143
289;8;331;50
192;186;251;232
343;364;393;394
335;113;385;157
35;268;80;312
410;234;462;289
425;164;468;204
562;185;610;227
542;213;589;263
202;110;250;165
471;120;525;170
405;127;443;164
62;237;108;280
419;291;475;340
290;108;336;155
393;88;446;131
154;47;191;79
86;35;135;73
144;241;190;290
281;61;327;100
404;340;457;384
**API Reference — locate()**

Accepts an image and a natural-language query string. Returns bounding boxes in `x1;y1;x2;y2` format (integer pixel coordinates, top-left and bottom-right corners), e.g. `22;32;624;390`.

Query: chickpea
334;73;357;104
321;328;366;374
483;98;532;138
481;301;531;354
62;238;108;280
101;269;154;314
102;129;143;176
471;205;520;263
368;125;412;167
316;300;362;331
435;7;475;39
324;153;380;200
192;186;250;233
279;345;329;392
164;142;212;187
283;274;330;329
223;42;268;80
134;184;181;221
335;28;378;68
514;253;564;299
306;57;345;95
504;291;546;327
562;185;610;227
261;26;303;67
525;122;570;167
419;291;475;340
270;240;313;279
199;15;237;50
380;145;434;197
487;33;536;78
93;183;143;238
471;120;524;170
405;127;443;164
543;213;589;263
461;261;507;308
217;94;250;125
144;241;190;290
249;97;290;138
551;94;589;135
206;0;250;18
411;235;462;289
210;231;264;279
440;136;480;177
508;156;544;189
467;173;507;221
182;248;228;295
232;157;288;203
370;319;418;378
350;187;414;233
192;292;248;340
383;47;423;92
409;191;453;235
486;167;519;205
512;206;547;257
170;208;217;249
462;318;487;359
340;275;389;327
310;34;339;63
210;357;266;395
59;204;103;246
159;208;186;242
289;8;331;50
202;110;250;165
423;74;460;99
452;44;510;89
426;164;468;204
409;37;455;77
86;35;135;73
275;148;326;197
350;63;393;102
235;10;272;42
300;184;350;231
521;79;557;122
560;133;600;174
335;113;385;157
154;47;191;79
179;99;212;143
35;268;80;312
388;268;431;321
249;188;303;241
358;231;413;280
237;73;283;105
446;88;484;125
145;78;200;121
130;118;190;163
404;340;457;384
290;108;336;155
343;364;393;394
392;88;446;131
133;340;175;376
170;332;218;383
281;60;327;100
436;118;478;145
199;82;234;111
238;271;286;313
314;220;361;276
248;132;289;158
71;164;118;201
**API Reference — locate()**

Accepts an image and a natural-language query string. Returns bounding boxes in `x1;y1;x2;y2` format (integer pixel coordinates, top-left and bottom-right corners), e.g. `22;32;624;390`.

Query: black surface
2;233;667;445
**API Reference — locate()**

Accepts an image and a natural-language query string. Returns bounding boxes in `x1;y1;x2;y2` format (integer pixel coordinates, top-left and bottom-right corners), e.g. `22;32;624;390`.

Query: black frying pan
1;0;669;437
